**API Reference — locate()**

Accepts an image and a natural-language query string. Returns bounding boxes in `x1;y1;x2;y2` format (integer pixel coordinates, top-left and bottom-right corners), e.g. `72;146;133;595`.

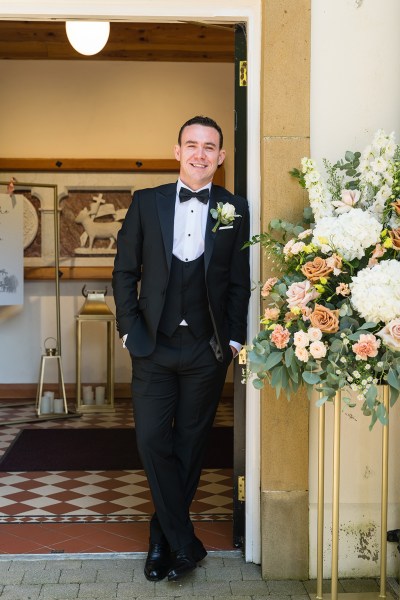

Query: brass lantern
76;285;115;413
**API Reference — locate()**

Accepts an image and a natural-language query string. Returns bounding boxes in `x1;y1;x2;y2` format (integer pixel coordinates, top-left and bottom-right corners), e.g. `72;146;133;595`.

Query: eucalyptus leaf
264;352;284;370
330;339;344;352
365;384;378;410
302;371;321;385
387;368;400;391
359;322;377;330
316;395;328;407
285;346;295;368
368;409;378;431
271;365;284;398
342;395;356;408
252;378;265;390
376;402;388;426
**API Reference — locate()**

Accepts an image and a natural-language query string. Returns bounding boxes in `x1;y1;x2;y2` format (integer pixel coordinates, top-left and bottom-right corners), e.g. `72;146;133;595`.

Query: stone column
260;0;311;579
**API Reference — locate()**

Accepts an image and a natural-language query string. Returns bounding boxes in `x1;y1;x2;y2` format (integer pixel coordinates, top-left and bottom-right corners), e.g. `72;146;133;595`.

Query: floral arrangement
246;130;400;428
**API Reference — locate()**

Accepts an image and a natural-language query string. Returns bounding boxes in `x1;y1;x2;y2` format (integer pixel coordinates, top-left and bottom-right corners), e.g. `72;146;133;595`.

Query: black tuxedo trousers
131;326;232;551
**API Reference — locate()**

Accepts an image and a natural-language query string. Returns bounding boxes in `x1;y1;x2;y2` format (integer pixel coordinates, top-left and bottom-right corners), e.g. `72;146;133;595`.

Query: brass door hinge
238;475;245;501
239;61;247;87
238;347;247;365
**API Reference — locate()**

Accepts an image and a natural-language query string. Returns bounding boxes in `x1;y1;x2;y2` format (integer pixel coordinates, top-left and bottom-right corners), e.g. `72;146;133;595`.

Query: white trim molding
0;0;262;564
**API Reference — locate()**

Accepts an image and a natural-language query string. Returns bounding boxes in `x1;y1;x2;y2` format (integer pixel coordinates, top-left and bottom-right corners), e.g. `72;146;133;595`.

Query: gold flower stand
316;387;393;600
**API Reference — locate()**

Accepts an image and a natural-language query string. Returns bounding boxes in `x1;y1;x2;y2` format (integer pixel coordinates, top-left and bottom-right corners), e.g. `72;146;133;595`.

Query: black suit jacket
112;182;250;359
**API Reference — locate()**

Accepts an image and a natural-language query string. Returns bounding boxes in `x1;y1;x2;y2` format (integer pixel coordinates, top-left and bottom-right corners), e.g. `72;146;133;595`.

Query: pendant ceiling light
65;21;110;56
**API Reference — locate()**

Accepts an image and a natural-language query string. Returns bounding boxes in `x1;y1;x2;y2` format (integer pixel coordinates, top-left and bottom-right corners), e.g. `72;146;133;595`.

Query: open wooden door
233;22;247;548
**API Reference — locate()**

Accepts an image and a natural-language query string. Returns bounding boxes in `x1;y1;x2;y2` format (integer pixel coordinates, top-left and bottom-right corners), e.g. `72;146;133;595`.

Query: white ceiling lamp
65;21;110;56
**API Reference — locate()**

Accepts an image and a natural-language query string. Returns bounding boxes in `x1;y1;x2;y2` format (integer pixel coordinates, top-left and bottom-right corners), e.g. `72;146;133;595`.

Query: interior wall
0;60;234;385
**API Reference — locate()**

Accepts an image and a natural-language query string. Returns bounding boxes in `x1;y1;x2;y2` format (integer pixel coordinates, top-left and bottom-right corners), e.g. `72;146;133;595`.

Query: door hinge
238;347;247;365
238;475;245;501
239;60;247;87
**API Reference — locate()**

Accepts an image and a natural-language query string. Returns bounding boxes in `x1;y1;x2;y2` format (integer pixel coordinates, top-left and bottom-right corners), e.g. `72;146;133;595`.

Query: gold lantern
76;285;115;413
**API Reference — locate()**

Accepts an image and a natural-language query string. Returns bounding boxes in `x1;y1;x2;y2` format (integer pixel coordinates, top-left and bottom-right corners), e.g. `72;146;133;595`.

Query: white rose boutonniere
210;202;241;233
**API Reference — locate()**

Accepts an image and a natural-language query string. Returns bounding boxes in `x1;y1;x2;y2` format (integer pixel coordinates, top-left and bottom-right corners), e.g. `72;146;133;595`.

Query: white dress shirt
123;179;241;356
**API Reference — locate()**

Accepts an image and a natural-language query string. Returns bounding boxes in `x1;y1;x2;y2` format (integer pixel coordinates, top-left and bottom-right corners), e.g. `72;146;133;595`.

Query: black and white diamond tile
0;399;233;524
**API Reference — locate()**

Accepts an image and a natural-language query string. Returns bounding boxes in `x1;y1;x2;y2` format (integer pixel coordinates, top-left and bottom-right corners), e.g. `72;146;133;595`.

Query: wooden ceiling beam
0;21;235;62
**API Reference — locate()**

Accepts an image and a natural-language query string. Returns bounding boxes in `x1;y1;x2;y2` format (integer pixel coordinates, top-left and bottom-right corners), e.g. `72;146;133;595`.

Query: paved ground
0;551;395;599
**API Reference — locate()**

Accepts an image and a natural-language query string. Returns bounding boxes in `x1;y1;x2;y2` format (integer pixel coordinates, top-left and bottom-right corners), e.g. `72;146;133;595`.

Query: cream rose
220;202;236;222
309;304;339;333
293;330;309;348
377;318;400;351
286;280;320;309
307;327;322;342
295;346;309;362
309;340;327;359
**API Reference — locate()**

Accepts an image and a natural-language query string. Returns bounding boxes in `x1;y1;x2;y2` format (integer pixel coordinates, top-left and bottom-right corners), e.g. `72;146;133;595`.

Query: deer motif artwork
74;206;122;253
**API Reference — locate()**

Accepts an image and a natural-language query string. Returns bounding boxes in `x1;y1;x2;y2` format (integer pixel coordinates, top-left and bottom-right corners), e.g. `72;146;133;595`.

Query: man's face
174;124;226;190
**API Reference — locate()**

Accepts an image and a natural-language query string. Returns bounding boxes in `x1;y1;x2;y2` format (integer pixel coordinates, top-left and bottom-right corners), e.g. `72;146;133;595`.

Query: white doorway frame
0;0;262;564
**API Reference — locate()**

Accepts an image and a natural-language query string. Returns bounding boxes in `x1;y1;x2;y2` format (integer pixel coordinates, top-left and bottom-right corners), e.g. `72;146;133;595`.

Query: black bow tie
179;187;209;204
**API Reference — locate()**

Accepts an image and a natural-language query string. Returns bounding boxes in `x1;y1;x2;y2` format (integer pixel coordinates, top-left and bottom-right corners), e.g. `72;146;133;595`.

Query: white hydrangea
350;260;400;324
312;208;382;261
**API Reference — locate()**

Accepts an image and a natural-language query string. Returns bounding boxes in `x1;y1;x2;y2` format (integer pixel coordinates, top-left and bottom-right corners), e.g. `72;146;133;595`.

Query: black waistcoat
158;254;213;338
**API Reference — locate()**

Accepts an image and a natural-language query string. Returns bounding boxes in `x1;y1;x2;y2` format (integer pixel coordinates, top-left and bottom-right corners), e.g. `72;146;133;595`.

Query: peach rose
270;324;291;349
377;318;400;351
301;257;334;283
309;304;339;333
391;200;400;216
389;228;400;251
286;279;320;309
261;277;278;297
263;307;280;321
352;333;381;360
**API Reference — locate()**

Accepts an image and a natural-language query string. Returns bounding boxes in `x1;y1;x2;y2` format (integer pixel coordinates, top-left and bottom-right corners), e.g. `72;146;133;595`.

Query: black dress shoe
144;542;171;582
167;547;197;581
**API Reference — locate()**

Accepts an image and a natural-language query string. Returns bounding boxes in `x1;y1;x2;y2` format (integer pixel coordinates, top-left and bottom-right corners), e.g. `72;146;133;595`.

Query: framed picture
0;159;225;280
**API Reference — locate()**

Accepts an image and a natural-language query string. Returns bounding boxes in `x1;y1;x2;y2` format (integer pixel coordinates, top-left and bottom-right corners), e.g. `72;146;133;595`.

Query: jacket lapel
156;184;176;272
205;185;229;273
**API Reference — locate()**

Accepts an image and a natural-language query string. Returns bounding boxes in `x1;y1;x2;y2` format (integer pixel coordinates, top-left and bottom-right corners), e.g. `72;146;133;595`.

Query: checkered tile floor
0;399;234;525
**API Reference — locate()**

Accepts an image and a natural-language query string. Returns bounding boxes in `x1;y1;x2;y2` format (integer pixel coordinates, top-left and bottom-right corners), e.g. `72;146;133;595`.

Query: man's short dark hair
178;116;223;149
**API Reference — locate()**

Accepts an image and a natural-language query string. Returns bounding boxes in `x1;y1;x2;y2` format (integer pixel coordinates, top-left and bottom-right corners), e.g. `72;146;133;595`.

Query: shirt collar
177;179;212;195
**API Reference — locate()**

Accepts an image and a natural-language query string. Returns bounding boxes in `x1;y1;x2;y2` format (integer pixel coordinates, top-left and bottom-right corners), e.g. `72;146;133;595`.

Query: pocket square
219;225;233;230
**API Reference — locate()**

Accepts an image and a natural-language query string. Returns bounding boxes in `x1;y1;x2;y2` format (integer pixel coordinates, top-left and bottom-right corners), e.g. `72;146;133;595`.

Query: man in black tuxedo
112;116;250;581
